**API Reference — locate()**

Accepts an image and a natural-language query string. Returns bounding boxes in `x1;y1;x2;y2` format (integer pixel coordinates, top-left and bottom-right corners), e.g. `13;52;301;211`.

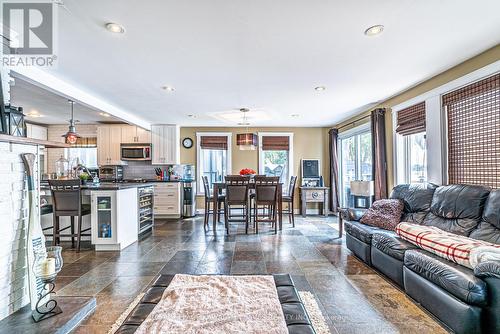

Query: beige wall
180;127;330;209
332;44;500;191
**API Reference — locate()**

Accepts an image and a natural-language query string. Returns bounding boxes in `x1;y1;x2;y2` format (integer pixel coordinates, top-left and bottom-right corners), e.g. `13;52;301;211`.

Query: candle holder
32;246;64;322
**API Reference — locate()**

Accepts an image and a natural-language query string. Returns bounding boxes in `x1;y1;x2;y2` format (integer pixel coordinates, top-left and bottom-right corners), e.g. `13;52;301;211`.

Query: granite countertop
82;182;156;190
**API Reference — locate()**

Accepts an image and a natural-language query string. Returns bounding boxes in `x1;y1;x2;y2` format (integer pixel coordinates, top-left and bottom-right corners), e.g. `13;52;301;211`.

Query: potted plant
79;172;90;185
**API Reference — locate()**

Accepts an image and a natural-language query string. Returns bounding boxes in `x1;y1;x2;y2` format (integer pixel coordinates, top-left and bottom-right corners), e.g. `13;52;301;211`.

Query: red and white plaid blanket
396;222;500;269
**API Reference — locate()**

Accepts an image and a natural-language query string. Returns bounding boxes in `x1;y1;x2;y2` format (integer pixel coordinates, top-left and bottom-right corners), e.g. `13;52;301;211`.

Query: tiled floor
58;216;448;334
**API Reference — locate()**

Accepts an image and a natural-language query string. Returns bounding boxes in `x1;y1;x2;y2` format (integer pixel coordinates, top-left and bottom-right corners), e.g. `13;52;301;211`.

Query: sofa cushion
390;183;437;224
404;249;487;306
470;189;500;244
344;221;381;244
360;199;404;230
423;184;490;236
372;231;418;261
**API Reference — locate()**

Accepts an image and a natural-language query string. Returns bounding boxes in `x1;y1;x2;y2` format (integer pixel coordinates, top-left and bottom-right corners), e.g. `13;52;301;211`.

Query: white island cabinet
90;187;138;251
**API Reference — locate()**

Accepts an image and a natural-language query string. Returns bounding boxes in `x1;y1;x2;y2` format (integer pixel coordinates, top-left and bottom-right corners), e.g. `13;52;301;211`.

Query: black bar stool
202;176;225;231
48;179;91;251
282;176;298;227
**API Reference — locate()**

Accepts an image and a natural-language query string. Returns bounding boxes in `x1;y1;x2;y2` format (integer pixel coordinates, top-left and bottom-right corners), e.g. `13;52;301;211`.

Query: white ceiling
10;78;122;124
17;0;500;127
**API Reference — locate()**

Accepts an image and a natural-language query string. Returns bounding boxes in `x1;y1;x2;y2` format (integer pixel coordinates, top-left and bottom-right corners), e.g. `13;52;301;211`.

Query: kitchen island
41;182;155;251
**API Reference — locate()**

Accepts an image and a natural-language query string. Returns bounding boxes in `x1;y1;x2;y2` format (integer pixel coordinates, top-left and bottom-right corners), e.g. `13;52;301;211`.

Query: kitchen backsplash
122;161;173;179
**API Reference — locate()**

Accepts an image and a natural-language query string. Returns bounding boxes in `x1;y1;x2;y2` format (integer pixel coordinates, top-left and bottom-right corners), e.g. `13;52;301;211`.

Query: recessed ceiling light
99;112;110;117
290;114;300;118
187;114;196;118
364;25;384;36
26;111;43;118
105;22;125;34
314;86;326;91
161;86;175;92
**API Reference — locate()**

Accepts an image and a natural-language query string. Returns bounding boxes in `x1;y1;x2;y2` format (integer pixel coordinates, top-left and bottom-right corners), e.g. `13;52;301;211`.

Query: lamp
236;108;257;150
62;100;80;144
350;180;374;209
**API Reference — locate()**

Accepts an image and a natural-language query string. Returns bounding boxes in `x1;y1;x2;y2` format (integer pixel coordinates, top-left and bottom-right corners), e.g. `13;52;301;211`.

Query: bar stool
48;179;91;251
282;176;298;227
202;176;225;231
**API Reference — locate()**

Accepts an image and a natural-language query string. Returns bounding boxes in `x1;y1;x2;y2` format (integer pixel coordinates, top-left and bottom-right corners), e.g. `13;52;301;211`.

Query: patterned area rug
108;290;331;334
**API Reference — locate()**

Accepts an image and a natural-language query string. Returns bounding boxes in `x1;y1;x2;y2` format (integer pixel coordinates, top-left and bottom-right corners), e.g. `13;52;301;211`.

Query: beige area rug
108;278;331;334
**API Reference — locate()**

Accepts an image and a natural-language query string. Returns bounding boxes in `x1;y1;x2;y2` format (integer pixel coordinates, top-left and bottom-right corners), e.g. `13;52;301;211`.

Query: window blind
200;136;228;150
262;136;289;151
70;137;97;148
443;73;500;188
396;102;426;136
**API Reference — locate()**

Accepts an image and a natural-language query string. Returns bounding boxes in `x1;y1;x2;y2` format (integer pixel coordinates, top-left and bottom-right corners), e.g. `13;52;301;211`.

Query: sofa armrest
339;208;366;222
474;262;500;279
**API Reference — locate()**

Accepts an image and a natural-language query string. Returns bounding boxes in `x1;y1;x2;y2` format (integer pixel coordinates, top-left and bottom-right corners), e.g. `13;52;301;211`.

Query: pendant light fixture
62;100;80;144
236;108;257;150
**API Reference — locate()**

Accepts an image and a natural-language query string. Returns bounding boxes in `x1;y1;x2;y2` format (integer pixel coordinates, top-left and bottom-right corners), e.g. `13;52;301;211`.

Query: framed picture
0;72;7;134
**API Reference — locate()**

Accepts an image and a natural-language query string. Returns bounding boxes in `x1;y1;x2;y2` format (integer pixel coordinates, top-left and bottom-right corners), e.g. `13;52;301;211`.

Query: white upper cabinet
26;123;48;140
151;125;180;165
121;125;151;143
97;125;127;165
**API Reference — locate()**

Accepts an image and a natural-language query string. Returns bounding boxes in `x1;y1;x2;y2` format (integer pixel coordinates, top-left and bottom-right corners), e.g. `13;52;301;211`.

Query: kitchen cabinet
90;188;138;251
121;125;151;143
97;125;125;165
151;125;180;165
153;182;181;217
26;123;48;140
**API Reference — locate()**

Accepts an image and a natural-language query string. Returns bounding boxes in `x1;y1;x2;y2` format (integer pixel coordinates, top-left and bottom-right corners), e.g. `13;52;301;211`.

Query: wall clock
182;137;193;149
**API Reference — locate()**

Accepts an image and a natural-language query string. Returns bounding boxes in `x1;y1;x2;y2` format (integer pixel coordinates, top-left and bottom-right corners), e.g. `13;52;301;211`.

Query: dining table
212;181;284;234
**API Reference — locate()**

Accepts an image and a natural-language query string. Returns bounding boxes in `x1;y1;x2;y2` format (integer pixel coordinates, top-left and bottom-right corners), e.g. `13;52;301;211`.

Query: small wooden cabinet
151;125;180;165
97;125;124;165
121;125;151;143
299;186;329;217
153;182;181;217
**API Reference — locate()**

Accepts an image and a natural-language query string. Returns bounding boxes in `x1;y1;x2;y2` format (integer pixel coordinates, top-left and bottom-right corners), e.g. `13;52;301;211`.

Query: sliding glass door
339;125;372;207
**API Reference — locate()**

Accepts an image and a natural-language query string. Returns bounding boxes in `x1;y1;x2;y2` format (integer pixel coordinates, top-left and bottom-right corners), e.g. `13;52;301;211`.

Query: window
196;133;232;193
65;137;98;168
66;147;98;168
338;124;372;207
395;102;427;184
258;133;293;188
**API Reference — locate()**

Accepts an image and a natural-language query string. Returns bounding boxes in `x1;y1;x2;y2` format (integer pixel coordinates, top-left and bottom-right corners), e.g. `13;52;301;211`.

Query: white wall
0;142;40;320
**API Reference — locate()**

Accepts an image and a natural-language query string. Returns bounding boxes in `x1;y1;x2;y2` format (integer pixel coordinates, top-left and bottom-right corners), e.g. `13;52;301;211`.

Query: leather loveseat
343;184;500;334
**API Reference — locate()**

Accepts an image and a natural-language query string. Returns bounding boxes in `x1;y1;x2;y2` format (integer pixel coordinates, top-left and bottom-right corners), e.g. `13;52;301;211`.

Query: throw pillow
360;199;404;230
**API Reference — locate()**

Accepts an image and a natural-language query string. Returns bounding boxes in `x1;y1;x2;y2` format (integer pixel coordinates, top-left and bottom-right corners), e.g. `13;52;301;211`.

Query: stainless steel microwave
120;144;152;161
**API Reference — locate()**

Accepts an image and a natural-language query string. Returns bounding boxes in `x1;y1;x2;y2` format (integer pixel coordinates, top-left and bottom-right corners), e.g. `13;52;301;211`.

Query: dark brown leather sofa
344;183;500;334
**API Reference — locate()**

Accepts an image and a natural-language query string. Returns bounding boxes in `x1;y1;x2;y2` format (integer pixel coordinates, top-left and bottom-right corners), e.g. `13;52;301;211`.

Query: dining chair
202;176;225;231
48;179;91;251
282;176;298;227
254;181;279;234
224;179;250;234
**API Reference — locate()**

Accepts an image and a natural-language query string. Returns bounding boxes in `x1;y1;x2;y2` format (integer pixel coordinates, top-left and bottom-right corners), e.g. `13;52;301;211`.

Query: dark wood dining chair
48;179;91;251
224;177;250;234
202;176;225;231
254;181;279;234
282;176;298;227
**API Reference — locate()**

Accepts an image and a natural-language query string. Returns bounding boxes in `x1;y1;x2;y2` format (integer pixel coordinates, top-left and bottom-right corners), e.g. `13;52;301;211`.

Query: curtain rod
336;114;371;131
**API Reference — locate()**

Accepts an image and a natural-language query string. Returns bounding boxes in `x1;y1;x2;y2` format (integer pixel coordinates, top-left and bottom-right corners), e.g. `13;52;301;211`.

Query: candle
40;258;56;277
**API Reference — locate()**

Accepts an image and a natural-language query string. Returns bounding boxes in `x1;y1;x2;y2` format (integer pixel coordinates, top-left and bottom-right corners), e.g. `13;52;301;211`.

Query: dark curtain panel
328;128;340;212
371;108;388;200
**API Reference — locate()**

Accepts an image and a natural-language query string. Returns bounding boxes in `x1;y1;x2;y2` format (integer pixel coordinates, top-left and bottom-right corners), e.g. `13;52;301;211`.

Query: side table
299;187;329;217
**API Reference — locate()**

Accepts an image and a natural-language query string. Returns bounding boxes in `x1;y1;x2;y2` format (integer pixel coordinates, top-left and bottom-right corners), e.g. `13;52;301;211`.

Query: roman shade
262;136;289;151
396;102;426;136
444;73;500;188
70;137;97;148
200;136;228;150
